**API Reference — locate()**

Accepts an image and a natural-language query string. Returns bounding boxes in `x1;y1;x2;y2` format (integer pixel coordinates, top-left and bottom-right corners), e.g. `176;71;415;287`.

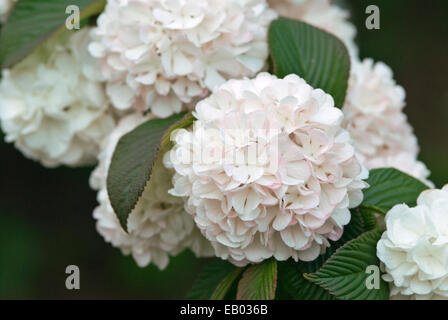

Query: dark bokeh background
0;0;447;299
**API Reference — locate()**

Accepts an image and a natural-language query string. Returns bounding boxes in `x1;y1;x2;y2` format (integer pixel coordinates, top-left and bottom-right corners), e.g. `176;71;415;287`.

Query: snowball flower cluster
90;114;213;269
88;0;277;118
0;29;115;167
268;0;357;56
377;186;448;300
0;0;15;23
342;58;432;185
165;73;369;266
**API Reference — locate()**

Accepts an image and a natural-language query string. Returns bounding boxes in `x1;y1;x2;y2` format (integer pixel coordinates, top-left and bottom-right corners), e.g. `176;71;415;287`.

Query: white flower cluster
377;186;448;300
88;0;277;118
0;0;15;23
90;114;213;269
268;0;357;56
0;29;115;167
1;0;439;283
342;59;432;186
165;73;368;266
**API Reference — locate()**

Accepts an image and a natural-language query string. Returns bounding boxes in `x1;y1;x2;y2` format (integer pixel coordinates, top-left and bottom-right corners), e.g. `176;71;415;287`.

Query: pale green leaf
237;259;277;300
0;0;106;67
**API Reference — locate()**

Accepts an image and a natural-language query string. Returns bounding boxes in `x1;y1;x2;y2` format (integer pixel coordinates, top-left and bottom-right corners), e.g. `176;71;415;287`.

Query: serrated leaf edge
268;17;351;107
107;111;193;232
303;228;384;298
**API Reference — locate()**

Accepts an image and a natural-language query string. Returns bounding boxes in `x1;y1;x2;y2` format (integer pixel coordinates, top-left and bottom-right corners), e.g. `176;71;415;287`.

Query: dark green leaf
211;268;244;300
0;0;106;67
278;260;335;300
358;207;378;231
188;259;240;300
269;17;350;108
305;228;389;300
107;112;194;231
361;168;429;215
302;208;365;273
237;259;277;300
274;209;365;300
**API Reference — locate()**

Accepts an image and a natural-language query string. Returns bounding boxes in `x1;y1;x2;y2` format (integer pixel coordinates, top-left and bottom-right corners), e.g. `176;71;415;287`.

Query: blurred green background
0;0;447;299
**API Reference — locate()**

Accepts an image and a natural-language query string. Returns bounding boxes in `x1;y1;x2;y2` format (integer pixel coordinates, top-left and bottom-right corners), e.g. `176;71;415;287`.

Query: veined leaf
0;0;106;67
237;259;277;300
358;207;379;231
107;112;194;231
278;260;335;300
276;209;365;300
269;17;350;108
305;228;389;300
188;259;241;300
211;268;244;300
361;168;429;215
304;209;365;273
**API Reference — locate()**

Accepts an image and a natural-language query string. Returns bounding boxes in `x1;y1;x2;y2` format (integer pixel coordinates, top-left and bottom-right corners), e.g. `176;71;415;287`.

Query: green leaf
237;259;277;300
107;112;194;231
358;207;378;231
305;228;389;300
269;17;350;108
361;168;429;215
0;0;106;68
211;268;244;300
187;259;241;300
275;209;365;300
303;208;365;273
278;260;335;300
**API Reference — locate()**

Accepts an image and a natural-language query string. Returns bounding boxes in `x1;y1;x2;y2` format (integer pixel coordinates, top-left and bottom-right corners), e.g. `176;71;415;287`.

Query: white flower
377;185;448;300
342;59;432;185
90;114;213;270
0;0;16;23
268;0;358;56
0;29;115;167
165;72;368;266
366;153;434;187
88;0;277;118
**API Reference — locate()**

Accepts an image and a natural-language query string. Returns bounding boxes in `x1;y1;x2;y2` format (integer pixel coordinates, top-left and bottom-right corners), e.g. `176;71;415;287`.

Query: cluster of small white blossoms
267;0;357;56
0;0;16;23
377;186;448;300
90;113;213;269
0;28;115;167
88;0;277;118
342;58;433;186
164;73;369;266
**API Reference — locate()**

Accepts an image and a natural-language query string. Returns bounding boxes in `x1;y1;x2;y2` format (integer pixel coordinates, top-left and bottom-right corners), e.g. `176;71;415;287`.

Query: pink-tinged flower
90;114;213;270
268;0;358;56
165;73;368;266
0;28;115;167
377;185;448;300
342;58;433;185
88;0;277;118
